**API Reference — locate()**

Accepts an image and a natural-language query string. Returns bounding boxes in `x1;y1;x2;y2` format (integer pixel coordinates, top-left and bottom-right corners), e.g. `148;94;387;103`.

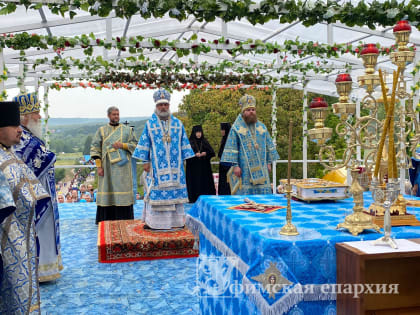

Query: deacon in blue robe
221;94;279;195
0;101;50;314
13;92;62;282
133;89;194;229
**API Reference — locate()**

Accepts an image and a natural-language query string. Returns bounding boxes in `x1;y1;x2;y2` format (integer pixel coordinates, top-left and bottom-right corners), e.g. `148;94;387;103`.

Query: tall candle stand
368;20;419;225
308;73;381;236
279;119;299;236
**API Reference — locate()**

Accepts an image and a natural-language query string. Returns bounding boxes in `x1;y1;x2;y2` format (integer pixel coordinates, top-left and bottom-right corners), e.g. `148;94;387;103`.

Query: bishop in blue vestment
13;92;62;282
221;94;279;195
133;89;194;229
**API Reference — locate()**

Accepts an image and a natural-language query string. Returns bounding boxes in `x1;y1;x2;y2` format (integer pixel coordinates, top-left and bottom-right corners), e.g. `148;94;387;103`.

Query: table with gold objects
186;193;420;314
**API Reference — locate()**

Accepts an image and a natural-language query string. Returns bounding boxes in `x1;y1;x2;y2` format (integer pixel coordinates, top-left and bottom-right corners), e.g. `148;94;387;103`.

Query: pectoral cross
163;135;171;143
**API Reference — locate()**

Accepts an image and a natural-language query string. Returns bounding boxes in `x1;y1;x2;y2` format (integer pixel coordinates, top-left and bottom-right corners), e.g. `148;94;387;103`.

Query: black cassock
186;129;216;203
218;123;231;195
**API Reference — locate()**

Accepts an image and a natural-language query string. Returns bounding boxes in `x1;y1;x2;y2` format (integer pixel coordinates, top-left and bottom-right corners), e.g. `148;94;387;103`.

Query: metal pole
0;48;4;99
18;63;26;93
271;88;277;192
105;17;112;60
327;24;333;45
43;84;50;149
414;51;420;120
303;87;308;179
356;100;361;162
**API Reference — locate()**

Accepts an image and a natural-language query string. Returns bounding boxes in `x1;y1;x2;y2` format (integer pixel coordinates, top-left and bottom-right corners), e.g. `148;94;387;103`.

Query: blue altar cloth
186;193;420;314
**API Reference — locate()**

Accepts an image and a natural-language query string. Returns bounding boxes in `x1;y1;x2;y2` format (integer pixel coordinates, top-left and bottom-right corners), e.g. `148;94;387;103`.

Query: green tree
83;135;93;155
54;168;66;183
178;89;342;180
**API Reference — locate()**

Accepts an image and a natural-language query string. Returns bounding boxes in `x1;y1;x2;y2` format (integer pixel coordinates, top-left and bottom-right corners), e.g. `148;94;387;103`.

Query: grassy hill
49;118;147;154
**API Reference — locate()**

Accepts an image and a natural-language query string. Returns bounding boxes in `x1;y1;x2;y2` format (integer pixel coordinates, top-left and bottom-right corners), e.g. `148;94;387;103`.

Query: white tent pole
43;84;50;149
18;63;26;93
327;24;333;44
0;48;4;98
414;51;420;120
271;87;277;193
303;86;308;179
105;17;112;60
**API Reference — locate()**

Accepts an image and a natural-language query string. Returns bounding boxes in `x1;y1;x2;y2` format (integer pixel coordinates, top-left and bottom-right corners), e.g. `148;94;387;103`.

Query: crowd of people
0;88;278;313
57;183;97;203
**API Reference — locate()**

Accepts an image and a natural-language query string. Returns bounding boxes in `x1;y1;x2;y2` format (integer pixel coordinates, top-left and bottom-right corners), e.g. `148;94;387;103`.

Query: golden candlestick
280;120;299;236
332;74;356;121
337;165;381;235
308;97;332;145
358;44;380;93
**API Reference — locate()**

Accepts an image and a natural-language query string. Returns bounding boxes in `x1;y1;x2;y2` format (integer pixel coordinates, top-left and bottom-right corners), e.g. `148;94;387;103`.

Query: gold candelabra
368;20;420;230
308;20;419;236
308;68;381;235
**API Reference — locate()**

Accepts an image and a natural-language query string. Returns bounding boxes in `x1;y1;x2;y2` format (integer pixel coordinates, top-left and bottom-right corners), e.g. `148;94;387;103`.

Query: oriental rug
98;219;199;263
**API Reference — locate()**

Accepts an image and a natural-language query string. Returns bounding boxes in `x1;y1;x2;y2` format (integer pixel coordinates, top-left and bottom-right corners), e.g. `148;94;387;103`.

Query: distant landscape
48;117;149;127
48;117;148;154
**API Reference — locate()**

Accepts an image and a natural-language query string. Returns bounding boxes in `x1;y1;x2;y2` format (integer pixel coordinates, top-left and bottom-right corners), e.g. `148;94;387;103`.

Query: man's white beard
155;108;171;120
26;118;43;139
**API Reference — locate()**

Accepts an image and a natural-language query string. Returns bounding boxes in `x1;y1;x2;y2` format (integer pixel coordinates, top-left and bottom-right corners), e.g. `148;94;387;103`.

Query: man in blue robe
221;94;279;195
133;89;194;229
0;169;16;290
13;92;62;282
0;101;50;314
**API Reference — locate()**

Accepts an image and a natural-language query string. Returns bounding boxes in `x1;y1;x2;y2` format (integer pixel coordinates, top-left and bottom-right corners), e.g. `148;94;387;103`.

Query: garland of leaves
33;55;339;79
36;55;337;85
1;33;413;60
0;0;418;30
94;70;297;86
50;81;272;92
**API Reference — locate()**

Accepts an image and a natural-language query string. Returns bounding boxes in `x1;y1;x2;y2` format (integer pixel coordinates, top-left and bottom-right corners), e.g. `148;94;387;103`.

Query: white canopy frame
0;4;419;184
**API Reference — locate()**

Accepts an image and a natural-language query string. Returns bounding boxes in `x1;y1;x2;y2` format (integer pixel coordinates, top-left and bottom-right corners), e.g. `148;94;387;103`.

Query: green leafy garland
31;55;339;84
94;70;295;86
1;33;412;59
0;0;418;30
49;81;273;92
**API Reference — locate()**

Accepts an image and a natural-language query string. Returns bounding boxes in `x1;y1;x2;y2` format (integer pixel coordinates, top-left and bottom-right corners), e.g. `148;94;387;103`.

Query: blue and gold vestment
0;146;50;314
221;114;279;195
13;127;62;281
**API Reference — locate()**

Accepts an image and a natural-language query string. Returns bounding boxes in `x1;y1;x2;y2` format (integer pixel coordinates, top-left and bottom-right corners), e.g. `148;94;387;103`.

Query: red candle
335;73;352;83
361;43;379;55
393;20;411;33
309;97;328;109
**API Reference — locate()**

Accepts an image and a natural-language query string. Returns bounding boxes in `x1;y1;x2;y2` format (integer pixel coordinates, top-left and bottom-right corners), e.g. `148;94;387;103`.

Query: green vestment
90;124;137;207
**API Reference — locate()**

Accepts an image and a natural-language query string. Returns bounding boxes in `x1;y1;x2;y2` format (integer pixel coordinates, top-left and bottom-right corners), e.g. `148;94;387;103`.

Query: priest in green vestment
90;106;137;224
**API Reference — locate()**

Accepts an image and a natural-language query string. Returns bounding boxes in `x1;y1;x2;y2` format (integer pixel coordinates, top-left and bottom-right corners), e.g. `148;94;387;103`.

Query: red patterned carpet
98;220;199;263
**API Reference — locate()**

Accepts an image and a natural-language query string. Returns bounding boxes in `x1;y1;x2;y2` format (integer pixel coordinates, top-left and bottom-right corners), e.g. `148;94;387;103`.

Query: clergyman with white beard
13;92;63;282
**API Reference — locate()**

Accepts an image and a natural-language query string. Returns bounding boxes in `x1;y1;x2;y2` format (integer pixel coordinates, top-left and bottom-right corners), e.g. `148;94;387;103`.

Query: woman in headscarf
186;125;216;203
218;122;231;195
